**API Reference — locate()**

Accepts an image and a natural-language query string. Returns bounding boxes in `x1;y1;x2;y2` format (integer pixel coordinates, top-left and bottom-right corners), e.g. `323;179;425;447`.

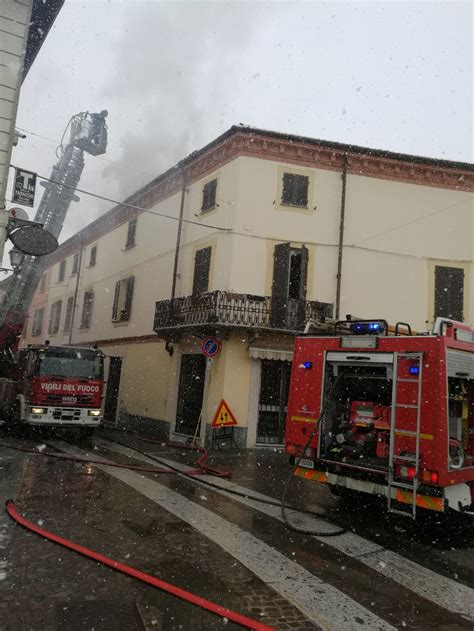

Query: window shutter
192;247;212;295
299;245;309;301
270;242;291;328
112;281;120;321
123;276;135;320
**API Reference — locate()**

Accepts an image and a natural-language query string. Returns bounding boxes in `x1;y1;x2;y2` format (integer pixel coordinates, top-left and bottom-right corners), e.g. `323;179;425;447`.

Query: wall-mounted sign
12;168;36;207
201;335;220;359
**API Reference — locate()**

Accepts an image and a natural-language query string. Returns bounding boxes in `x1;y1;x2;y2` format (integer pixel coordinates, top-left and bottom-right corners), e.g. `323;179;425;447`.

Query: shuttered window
281;173;309;207
71;253;80;275
201;179;217;213
112;276;135;322
126;219;137;249
89;245;97;267
192;247;211;296
434;266;464;321
80;290;94;328
63;297;74;332
48;300;62;334
57;260;66;283
32;308;44;337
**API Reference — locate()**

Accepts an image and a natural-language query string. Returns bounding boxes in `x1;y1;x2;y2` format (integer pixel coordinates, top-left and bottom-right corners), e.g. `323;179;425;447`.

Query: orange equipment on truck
285;317;474;517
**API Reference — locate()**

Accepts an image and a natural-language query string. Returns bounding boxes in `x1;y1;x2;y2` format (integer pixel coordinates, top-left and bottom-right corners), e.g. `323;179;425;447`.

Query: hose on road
0;441;203;476
5;500;276;631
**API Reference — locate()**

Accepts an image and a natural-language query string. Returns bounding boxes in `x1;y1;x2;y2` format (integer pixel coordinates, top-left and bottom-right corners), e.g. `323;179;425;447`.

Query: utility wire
351;196;473;246
9;165;232;233
9;165;471;262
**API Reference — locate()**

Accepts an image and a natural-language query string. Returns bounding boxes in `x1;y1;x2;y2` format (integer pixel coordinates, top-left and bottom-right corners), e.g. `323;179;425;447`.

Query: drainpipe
68;240;84;345
166;163;187;356
335;152;348;320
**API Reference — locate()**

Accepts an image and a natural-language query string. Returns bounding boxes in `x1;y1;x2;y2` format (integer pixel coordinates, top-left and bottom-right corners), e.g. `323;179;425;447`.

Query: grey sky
6;0;473;254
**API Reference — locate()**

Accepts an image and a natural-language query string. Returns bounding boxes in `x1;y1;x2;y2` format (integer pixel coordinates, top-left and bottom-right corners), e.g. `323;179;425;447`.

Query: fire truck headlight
30;407;46;415
88;409;101;417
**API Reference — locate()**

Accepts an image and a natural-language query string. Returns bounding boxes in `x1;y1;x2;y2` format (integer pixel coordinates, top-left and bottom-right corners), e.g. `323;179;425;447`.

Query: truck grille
52;408;83;421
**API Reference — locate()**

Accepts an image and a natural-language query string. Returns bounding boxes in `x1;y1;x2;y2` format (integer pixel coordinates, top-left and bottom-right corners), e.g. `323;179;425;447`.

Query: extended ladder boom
0;111;108;333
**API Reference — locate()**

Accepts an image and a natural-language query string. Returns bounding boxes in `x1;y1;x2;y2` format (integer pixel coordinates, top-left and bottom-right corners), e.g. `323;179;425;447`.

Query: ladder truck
0;111;108;434
285;317;474;517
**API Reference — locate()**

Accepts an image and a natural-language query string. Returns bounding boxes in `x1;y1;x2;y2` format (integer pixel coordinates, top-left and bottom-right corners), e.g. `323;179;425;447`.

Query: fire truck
0;343;104;435
0;111;108;434
285;317;474;517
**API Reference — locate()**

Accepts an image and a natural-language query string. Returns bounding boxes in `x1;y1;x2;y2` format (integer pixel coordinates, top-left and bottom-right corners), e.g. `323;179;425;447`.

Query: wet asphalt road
0;426;473;631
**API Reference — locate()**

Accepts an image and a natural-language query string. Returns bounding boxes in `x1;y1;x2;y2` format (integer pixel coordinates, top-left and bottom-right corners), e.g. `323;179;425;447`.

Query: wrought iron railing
154;291;333;332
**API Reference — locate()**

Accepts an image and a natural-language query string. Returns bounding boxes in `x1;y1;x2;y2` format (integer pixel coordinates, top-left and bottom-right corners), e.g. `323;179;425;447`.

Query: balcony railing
154;291;333;333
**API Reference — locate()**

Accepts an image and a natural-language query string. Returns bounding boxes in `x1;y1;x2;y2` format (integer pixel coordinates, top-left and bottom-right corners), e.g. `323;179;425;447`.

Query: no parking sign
201;335;220;359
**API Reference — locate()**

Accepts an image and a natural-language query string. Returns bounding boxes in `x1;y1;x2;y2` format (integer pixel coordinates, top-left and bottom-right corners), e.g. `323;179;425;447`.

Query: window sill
277;202;312;214
200;205;217;215
112;319;130;326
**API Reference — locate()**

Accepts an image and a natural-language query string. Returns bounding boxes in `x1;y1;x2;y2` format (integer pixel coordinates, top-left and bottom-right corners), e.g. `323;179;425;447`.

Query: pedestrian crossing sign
211;399;238;428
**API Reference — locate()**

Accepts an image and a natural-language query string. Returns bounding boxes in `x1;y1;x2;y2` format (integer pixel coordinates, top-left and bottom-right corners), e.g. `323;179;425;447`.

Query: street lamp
9;248;24;271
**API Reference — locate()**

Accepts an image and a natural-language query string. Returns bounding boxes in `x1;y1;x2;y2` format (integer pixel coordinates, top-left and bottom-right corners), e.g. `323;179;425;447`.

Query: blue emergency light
350;321;384;335
303;361;313;369
409;366;420;375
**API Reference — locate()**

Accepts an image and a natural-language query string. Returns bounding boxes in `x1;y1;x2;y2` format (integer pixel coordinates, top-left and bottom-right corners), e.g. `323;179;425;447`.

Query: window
48;300;62;335
435;266;464;321
71;252;80;275
201;179;217;213
39;273;46;292
125;218;137;249
192;247;211;295
281;173;309;207
112;276;135;322
32;308;44;337
80;290;94;328
63;296;74;332
89;245;97;267
58;260;66;283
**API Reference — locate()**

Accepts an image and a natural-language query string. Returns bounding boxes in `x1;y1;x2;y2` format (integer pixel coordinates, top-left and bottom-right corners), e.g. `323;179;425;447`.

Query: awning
249;347;293;361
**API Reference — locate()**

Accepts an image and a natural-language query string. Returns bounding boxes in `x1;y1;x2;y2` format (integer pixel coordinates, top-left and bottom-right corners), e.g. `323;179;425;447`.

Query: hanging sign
201;335;220;359
12;168;36;207
211;399;238;428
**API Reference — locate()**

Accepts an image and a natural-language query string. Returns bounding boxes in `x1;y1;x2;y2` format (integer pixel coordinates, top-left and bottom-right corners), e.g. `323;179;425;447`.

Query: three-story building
22;126;474;447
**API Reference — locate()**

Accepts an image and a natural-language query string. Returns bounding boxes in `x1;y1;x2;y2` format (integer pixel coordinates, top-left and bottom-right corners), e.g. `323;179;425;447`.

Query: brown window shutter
112;281;120;321
123;276;135;320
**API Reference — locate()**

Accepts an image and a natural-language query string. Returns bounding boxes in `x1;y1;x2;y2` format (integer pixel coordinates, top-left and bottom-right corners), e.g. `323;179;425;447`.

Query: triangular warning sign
211;399;237;428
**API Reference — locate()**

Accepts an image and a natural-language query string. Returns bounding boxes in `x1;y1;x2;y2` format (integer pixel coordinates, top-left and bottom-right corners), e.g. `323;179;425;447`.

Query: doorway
104;356;122;423
256;360;292;444
270;243;308;329
175;354;207;436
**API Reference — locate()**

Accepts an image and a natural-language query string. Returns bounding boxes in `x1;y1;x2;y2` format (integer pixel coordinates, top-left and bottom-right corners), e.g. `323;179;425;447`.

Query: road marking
50;440;395;631
97;438;474;623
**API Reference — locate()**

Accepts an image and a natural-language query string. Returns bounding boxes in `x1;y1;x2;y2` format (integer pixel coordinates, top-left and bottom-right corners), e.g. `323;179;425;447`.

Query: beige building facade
21;127;474;447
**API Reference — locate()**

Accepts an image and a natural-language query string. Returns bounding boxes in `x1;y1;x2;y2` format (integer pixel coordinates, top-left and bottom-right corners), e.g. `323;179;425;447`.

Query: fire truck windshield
37;348;103;380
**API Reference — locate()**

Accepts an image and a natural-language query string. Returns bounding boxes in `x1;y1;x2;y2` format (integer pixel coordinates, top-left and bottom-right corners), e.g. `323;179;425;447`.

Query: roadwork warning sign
211;399;237;428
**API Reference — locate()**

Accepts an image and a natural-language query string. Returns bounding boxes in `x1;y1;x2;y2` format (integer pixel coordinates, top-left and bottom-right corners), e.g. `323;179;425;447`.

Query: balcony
154;290;333;336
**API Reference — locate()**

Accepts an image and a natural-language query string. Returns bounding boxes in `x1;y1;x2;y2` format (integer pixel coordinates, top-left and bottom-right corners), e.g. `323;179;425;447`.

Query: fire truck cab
0;344;104;433
285;318;474;517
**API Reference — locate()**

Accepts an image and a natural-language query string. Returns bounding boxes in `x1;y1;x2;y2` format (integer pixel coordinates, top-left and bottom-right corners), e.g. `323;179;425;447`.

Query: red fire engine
285;317;474;517
0;343;104;435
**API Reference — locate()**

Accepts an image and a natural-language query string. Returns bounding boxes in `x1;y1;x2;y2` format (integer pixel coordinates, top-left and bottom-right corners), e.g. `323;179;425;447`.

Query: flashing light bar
350;321;386;335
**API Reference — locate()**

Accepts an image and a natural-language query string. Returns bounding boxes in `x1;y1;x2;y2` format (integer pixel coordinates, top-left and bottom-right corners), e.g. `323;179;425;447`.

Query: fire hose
5;500;275;631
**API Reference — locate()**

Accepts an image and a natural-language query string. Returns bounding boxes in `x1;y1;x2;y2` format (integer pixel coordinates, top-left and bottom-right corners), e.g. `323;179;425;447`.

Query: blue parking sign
201;336;220;358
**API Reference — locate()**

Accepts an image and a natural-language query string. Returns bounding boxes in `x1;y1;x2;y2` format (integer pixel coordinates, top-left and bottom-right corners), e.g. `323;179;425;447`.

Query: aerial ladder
0;110;108;353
